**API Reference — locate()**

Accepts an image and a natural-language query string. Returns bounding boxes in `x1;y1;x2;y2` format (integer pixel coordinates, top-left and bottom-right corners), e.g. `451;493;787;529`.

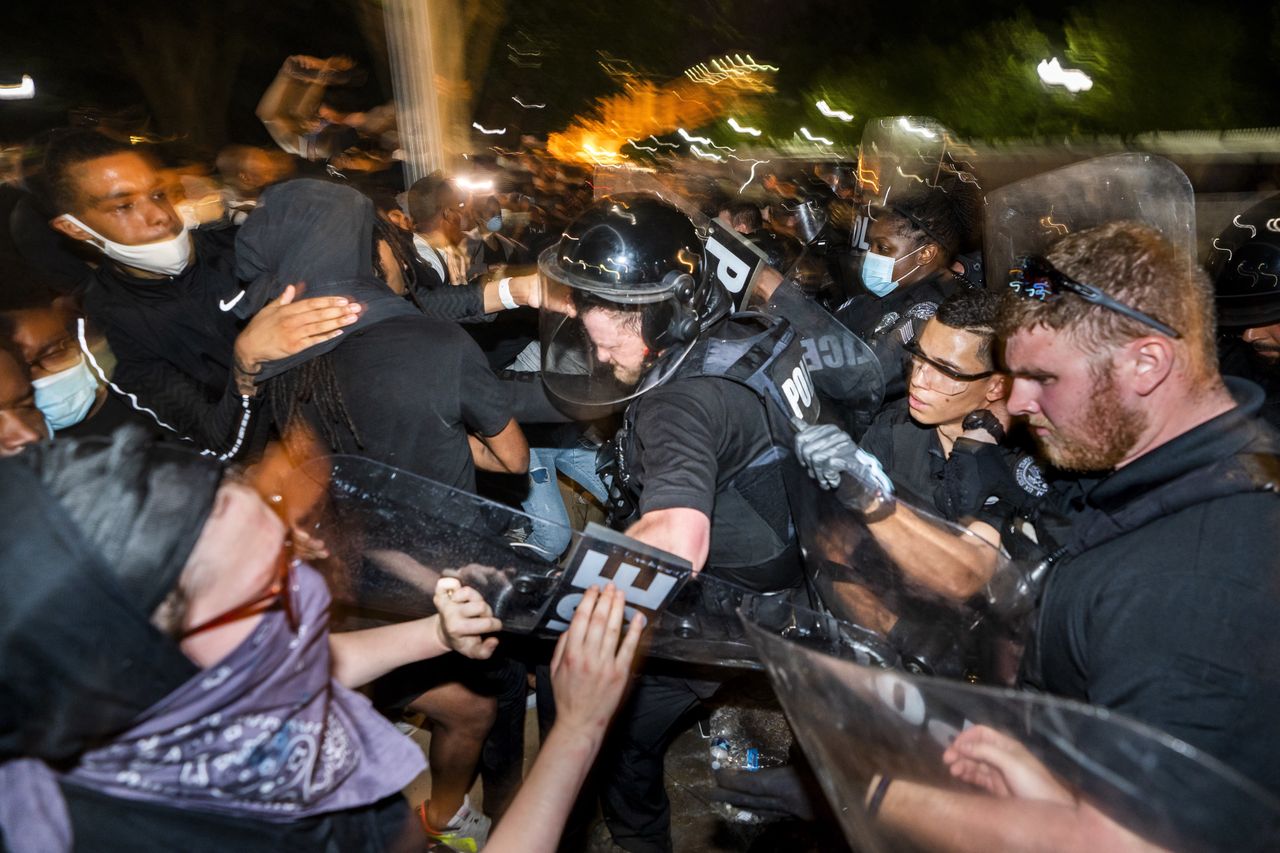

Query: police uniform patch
873;312;901;336
1015;456;1049;497
906;301;938;321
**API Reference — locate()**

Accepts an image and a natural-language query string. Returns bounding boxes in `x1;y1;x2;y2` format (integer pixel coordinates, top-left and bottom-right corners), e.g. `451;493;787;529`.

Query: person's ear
919;242;939;266
50;215;95;244
984;373;1009;404
1127;336;1175;397
386;209;413;232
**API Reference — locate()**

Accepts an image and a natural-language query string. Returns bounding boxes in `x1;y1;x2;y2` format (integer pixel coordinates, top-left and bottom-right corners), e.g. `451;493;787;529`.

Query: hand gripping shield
740;600;1280;853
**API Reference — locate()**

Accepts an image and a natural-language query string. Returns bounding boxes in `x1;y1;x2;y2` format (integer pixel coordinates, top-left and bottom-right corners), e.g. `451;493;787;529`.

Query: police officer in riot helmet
836;186;979;402
1209;194;1280;429
538;193;808;852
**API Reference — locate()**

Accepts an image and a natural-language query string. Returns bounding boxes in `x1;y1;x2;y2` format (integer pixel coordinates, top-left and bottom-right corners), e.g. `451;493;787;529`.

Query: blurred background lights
1037;58;1094;93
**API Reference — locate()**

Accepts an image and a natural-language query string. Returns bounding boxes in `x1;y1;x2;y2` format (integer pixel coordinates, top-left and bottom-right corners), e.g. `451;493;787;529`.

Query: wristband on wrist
497;277;519;310
865;773;893;818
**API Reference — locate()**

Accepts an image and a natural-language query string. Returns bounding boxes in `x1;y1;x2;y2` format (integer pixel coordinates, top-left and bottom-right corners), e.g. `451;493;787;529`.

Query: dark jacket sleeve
409;281;492;324
105;354;261;460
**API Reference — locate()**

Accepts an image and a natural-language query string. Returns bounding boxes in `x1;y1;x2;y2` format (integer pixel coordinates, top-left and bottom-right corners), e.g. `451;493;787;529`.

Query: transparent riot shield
856;116;982;210
285;454;839;668
781;445;1030;684
289;456;699;636
741;600;1280;853
984;152;1196;290
289;454;574;631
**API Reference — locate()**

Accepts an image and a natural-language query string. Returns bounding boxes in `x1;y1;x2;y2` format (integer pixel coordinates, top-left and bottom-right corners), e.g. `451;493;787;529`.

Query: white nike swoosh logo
219;290;246;312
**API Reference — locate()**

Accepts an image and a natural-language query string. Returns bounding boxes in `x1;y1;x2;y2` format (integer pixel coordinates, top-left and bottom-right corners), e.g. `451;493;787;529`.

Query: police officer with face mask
835;187;977;402
537;193;814;852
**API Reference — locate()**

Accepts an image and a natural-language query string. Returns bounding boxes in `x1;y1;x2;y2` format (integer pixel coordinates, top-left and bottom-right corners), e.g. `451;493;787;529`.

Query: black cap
20;427;224;615
1209;194;1280;329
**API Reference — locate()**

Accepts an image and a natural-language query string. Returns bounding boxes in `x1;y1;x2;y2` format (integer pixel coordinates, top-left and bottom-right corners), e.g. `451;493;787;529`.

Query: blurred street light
1037;58;1093;93
816;99;853;121
0;75;34;101
727;117;761;136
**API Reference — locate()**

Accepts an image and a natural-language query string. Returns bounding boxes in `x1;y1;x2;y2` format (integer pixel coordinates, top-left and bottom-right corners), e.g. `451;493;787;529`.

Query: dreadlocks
265;351;362;454
371;215;429;312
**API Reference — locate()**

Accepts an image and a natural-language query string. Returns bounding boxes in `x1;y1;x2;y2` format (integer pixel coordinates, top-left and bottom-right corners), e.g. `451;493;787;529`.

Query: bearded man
871;222;1280;839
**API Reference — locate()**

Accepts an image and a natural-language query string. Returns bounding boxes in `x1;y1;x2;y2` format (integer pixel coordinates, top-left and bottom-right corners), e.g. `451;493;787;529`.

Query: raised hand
550;585;646;739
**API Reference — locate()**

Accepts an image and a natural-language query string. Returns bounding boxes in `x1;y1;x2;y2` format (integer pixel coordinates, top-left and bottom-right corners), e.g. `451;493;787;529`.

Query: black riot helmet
538;193;730;406
1208;194;1280;330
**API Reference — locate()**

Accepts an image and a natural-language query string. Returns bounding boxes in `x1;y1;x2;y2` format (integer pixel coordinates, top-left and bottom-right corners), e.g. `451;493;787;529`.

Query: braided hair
265;350;363;455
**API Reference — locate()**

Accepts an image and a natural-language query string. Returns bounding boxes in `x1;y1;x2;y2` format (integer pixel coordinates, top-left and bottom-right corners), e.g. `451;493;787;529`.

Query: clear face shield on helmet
537;230;705;409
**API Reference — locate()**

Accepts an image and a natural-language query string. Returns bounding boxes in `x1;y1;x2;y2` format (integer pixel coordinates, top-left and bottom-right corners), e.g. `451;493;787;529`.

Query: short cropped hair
406;172;454;226
880;185;978;261
726;201;763;233
40;129;134;215
996;221;1217;376
935;288;1002;368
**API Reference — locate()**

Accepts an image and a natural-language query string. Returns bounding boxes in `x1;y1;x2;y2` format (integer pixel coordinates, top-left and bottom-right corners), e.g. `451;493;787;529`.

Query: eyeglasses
903;339;993;394
29;336;82;376
1009;256;1181;339
179;547;298;640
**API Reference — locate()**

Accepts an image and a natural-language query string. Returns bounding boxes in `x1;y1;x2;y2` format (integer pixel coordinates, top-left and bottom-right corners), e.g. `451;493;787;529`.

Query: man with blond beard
865;221;1280;849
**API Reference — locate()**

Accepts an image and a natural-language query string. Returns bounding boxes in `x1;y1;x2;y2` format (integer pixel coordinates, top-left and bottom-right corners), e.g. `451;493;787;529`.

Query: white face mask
60;213;194;277
32;355;99;431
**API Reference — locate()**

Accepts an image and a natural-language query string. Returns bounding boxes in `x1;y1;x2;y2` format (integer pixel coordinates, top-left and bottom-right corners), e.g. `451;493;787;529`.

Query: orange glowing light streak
548;59;775;166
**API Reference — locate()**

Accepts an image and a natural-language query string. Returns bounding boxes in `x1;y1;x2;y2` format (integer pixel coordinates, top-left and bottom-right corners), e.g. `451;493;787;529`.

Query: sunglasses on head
1009;256;1181;339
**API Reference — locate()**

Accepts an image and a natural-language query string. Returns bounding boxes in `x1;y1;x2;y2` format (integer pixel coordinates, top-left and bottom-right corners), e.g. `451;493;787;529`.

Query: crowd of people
2;55;1280;853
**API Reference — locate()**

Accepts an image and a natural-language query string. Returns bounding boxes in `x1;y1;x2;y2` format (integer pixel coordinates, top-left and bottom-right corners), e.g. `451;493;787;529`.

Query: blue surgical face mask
32;356;99;431
861;244;924;298
485;214;504;234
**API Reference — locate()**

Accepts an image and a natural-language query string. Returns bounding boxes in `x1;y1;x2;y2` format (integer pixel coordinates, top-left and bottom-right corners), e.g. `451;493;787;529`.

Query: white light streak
734;158;770;194
1036;58;1093;93
689;144;724;162
511;96;545;109
896;117;937;139
472;122;507;135
727;117;762;136
815;99;853;121
1233;215;1258;239
678;128;712;145
649;135;680;149
799;127;834;145
625;138;658;153
0;75;34;101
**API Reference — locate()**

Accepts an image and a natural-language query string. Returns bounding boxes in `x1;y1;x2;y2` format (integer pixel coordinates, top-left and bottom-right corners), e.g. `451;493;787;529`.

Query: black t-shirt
627;373;799;591
1027;380;1280;800
319;314;513;493
861;399;1053;534
835;272;964;401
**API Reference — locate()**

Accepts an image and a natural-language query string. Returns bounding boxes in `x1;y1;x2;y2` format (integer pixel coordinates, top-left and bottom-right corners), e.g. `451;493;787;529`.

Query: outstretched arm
328;578;502;688
486;585;645;853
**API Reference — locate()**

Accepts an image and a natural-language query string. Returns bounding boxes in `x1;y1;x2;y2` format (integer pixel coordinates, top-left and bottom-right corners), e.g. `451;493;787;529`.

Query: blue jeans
521;441;609;558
